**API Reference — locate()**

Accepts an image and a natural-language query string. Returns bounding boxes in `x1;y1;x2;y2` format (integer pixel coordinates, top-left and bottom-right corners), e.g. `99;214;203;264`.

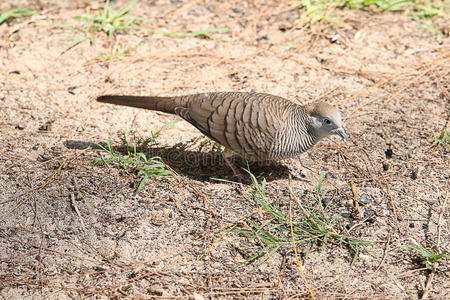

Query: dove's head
306;102;348;141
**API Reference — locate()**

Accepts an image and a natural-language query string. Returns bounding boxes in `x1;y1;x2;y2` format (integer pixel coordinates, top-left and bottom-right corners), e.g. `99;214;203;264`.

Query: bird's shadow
63;139;292;184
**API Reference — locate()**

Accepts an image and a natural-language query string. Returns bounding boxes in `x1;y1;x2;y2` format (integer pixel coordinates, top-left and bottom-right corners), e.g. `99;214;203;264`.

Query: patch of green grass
294;0;446;37
61;0;143;54
92;120;179;195
232;171;376;270
60;0;229;54
431;129;450;151
99;42;144;60
295;0;345;24
163;27;230;39
0;8;38;25
400;245;449;269
96;27;228;60
74;0;142;37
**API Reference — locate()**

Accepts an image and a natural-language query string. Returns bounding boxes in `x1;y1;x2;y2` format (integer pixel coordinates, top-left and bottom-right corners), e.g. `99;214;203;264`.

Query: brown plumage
96;92;348;178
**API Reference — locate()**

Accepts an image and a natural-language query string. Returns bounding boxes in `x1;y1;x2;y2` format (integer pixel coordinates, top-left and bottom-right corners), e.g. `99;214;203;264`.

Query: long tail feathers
96;95;177;114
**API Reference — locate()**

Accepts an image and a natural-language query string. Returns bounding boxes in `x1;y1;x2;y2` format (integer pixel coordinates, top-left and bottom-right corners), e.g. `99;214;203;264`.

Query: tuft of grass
60;0;143;54
294;0;446;37
295;0;344;24
97;27;229;60
74;0;142;37
431;129;450;151
163;27;230;39
232;171;376;270
0;8;38;25
400;245;449;269
92;121;179;195
99;41;144;60
60;0;229;55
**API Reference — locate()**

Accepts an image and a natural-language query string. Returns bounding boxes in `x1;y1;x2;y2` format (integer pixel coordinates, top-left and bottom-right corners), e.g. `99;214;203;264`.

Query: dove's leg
222;153;250;185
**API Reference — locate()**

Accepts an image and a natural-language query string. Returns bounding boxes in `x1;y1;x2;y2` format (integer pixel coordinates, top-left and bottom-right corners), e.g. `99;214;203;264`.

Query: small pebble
15;125;25;130
365;218;375;224
382;163;389;171
279;25;290;32
38;124;49;131
37;155;51;162
364;208;375;218
330;33;340;43
341;212;352;218
385;148;393;159
345;222;355;230
321;197;331;207
409;223;414;228
95;266;108;271
358;196;371;205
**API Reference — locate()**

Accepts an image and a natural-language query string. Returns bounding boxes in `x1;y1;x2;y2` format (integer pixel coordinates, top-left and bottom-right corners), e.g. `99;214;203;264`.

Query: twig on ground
421;189;448;299
0;154;71;224
70;193;85;229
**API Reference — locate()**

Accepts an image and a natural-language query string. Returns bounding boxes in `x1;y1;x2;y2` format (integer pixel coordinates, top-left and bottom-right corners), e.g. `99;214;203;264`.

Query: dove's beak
333;127;348;141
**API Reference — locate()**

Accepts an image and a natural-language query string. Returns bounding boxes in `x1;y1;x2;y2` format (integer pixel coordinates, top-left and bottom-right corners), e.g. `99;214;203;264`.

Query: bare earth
0;0;449;299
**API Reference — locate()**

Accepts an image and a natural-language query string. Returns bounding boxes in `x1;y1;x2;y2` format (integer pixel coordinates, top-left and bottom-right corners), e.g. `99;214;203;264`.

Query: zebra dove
97;92;348;181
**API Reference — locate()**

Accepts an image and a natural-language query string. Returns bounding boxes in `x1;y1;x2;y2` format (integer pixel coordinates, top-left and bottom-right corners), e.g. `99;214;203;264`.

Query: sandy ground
0;0;449;299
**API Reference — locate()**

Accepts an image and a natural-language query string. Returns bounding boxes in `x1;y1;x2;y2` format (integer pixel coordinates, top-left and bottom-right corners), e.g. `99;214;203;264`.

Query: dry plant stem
374;233;391;275
350;179;359;210
436;189;447;250
29;207;253;292
421;268;437;300
27;173;45;295
288;174;316;300
89;211;261;297
0;235;100;264
70;193;85;229
71;184;281;297
61;173;282;296
421;189;448;299
5;277;281;299
162;159;219;217
431;68;449;100
157;160;200;218
0;70;69;118
1;278;126;298
346;232;392;298
335;55;450;105
427;116;449;158
0;154;71;224
344;67;445;121
389;68;445;120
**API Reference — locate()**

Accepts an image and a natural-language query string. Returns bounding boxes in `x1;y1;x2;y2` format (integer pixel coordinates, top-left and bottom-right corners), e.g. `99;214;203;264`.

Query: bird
96;92;348;182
